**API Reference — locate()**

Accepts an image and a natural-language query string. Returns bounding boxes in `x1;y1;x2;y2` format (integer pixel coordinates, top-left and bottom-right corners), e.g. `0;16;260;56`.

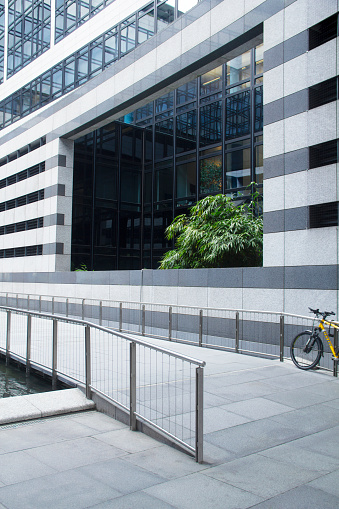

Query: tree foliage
159;193;263;269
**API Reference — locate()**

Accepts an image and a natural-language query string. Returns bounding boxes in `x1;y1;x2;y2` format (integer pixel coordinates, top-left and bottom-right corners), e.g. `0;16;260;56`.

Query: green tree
159;192;263;269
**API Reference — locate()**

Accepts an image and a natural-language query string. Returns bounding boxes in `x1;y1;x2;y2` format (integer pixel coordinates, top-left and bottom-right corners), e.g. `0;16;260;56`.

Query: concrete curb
0;388;95;425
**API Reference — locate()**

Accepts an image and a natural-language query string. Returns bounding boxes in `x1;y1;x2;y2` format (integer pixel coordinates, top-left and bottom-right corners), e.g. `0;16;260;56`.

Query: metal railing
1;291;338;376
0;305;205;462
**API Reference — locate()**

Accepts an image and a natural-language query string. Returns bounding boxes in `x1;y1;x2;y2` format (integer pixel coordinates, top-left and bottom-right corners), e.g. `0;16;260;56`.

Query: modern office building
0;0;338;312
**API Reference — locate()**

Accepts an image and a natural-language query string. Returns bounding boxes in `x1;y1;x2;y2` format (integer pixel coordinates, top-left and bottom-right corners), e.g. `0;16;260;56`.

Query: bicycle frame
318;319;339;359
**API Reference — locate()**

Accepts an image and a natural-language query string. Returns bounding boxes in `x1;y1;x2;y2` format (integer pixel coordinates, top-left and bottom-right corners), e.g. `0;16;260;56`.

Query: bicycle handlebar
309;307;335;320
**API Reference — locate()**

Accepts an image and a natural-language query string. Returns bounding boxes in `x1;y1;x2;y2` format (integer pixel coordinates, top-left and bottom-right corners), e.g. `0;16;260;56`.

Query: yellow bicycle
290;308;339;370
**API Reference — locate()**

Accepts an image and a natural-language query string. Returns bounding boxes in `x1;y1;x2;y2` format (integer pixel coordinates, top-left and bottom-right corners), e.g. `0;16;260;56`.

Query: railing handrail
0;305;205;367
2;291;338;323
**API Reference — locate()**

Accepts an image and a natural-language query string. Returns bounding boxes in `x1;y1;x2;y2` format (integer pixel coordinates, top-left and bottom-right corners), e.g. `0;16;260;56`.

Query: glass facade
55;0;198;43
72;45;263;270
0;0;199;130
0;0;4;83
7;0;51;77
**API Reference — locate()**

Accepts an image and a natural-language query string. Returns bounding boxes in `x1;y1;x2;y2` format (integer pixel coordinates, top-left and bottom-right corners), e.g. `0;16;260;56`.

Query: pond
0;360;52;398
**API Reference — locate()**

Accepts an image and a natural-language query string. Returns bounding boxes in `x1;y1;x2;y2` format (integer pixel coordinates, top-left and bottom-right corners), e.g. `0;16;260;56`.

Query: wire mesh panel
9;312;27;359
30;316;53;369
135;344;197;453
120;302;142;334
203;308;237;349
144;303;170;339
239;311;280;357
57;321;86;383
91;329;130;410
102;301;120;329
169;306;200;344
0;309;7;351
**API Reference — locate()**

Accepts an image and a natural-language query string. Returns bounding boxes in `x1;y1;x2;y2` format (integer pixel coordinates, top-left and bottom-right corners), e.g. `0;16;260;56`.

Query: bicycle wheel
290;331;322;370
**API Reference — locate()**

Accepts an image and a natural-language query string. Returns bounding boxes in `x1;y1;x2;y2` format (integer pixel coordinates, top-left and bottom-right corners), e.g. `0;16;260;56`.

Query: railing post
195;365;204;463
27;295;30;311
39;295;42;313
6;311;11;365
82;299;85;320
99;300;102;326
26;314;32;376
66;298;69;317
130;341;137;431
169;306;172;340
333;328;338;377
235;311;240;353
119;303;123;332
199;310;203;347
85;325;91;399
16;294;18;309
279;315;284;362
52;319;58;389
6;292;8;306
52;297;54;315
142;304;145;336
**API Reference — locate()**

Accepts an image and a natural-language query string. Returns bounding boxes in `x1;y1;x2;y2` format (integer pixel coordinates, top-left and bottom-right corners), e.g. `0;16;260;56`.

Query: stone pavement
0;342;339;509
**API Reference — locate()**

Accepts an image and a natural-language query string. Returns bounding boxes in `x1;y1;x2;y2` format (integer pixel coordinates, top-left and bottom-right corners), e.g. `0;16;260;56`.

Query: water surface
0;360;52;398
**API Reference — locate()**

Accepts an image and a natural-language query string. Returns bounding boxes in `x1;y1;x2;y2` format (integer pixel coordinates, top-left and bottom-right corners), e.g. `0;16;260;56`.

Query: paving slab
0;339;339;508
248;485;339;509
0;388;95;424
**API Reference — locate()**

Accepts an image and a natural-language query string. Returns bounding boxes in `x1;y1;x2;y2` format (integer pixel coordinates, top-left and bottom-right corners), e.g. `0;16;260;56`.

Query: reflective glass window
155;160;173;202
104;29;118;67
157;0;175;31
64;57;76;91
255;43;263;75
138;9;154;43
155;91;174;114
176;110;196;153
176;160;196;202
200;101;222;147
200;66;222;96
225;147;251;189
226;50;251;86
121;17;136;55
51;66;63;98
90;42;103;76
255;144;263;185
177;80;197;105
155;119;174;159
77;48;89;85
226;91;251;139
199;155;222;195
255;86;263;132
120;164;141;204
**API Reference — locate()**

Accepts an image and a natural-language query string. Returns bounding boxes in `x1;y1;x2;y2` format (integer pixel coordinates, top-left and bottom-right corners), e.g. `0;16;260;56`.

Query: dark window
309;13;338;51
309;76;337;109
5;224;15;234
16;195;27;207
309;139;337;169
226;91;250;139
309;201;338;228
176;110;196;153
28;164;40;177
18;170;28;181
15;247;25;257
200;101;222;147
16;222;26;232
6;199;15;210
27;219;38;229
7;174;17;185
28;191;39;203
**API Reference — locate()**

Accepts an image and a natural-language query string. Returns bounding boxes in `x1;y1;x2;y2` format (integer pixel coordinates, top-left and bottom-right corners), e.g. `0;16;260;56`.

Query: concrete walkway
0;343;339;508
